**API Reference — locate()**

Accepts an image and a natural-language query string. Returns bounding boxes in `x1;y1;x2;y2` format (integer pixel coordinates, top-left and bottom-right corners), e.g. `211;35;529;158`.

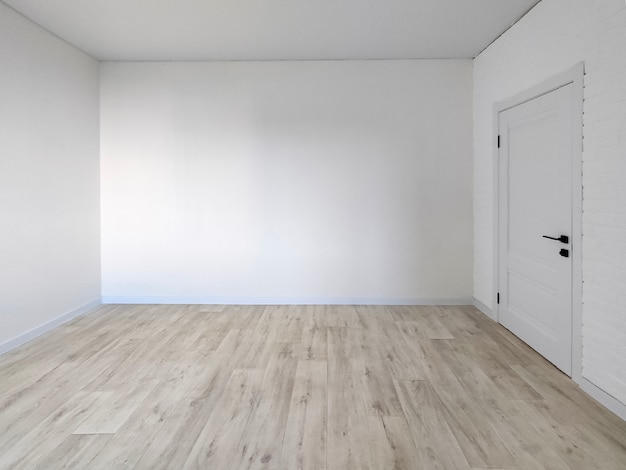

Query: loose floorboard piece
1;304;626;469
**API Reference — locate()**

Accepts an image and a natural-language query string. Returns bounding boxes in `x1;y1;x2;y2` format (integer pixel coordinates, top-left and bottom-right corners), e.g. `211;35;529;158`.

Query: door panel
498;84;573;375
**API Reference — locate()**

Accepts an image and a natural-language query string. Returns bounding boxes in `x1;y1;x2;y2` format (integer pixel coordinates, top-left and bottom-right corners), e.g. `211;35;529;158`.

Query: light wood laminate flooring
1;304;626;469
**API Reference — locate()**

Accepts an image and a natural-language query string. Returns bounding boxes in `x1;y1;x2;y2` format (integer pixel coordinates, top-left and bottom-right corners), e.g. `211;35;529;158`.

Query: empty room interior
2;0;626;468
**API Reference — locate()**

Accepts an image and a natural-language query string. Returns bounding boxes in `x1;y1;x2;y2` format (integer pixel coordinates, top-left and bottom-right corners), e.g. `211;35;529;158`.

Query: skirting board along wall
0;299;102;356
472;297;494;321
101;296;474;305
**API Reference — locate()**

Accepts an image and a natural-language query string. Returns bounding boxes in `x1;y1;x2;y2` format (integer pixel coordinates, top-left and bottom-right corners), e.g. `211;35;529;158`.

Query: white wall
100;60;473;304
0;4;101;350
474;0;626;408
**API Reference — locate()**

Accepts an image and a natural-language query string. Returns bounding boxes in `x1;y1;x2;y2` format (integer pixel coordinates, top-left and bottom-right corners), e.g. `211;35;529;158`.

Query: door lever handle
542;235;569;244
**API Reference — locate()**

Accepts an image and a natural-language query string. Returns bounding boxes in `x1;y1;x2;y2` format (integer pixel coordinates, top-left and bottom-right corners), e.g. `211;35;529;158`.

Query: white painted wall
101;60;473;304
474;0;626;407
0;4;101;350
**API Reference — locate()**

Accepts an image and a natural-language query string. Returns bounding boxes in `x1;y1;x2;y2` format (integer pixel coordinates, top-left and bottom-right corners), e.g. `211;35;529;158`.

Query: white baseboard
473;297;495;321
579;377;626;421
0;298;102;356
101;295;474;306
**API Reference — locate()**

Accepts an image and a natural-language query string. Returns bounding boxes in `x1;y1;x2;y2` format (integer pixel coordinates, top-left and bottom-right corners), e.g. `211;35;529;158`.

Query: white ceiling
3;0;541;61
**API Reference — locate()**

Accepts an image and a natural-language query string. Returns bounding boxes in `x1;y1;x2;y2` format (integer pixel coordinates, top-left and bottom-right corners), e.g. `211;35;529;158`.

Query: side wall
474;0;626;408
0;4;101;351
100;60;473;304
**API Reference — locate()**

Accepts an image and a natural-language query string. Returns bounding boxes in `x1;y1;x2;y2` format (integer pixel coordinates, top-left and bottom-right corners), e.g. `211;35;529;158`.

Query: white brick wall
474;0;626;405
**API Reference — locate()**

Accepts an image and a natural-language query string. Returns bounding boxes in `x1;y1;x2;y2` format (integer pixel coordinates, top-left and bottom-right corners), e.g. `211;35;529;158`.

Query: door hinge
497;292;500;304
497;135;501;148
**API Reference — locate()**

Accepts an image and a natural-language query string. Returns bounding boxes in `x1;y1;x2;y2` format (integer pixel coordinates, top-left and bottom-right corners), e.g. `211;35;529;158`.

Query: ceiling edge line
98;56;474;64
1;0;98;61
474;0;543;59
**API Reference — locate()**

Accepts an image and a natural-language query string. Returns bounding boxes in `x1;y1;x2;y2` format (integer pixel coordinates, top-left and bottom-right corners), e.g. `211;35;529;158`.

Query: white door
498;84;574;375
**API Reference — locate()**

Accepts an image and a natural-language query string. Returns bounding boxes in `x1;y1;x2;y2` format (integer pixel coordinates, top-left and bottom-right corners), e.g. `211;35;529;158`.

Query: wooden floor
1;305;626;469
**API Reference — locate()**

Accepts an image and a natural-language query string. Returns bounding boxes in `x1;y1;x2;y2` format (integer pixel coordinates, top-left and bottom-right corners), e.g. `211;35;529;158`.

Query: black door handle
542;235;569;244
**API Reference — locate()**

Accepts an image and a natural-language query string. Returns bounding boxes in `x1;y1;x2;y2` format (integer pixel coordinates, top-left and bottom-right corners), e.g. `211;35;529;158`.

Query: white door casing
498;85;573;374
495;64;583;379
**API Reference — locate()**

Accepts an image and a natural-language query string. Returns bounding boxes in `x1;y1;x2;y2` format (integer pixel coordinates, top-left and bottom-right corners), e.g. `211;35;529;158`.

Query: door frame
493;63;584;382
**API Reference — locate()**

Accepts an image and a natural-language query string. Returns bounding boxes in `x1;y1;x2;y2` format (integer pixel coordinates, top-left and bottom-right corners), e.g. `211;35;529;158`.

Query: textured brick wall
474;0;626;405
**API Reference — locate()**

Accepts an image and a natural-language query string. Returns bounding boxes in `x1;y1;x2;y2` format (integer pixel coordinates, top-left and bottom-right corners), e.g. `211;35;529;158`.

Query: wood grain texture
395;379;472;470
280;360;327;470
183;370;263;469
0;304;625;469
232;342;298;470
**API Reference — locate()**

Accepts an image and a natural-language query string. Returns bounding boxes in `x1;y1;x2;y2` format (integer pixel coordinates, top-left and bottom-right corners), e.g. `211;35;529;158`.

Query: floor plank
395;379;472;470
280;360;327;470
231;342;298;470
183;369;263;469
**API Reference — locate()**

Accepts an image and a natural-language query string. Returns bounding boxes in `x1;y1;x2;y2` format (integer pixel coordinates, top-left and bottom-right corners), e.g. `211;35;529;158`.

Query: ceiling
2;0;541;61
